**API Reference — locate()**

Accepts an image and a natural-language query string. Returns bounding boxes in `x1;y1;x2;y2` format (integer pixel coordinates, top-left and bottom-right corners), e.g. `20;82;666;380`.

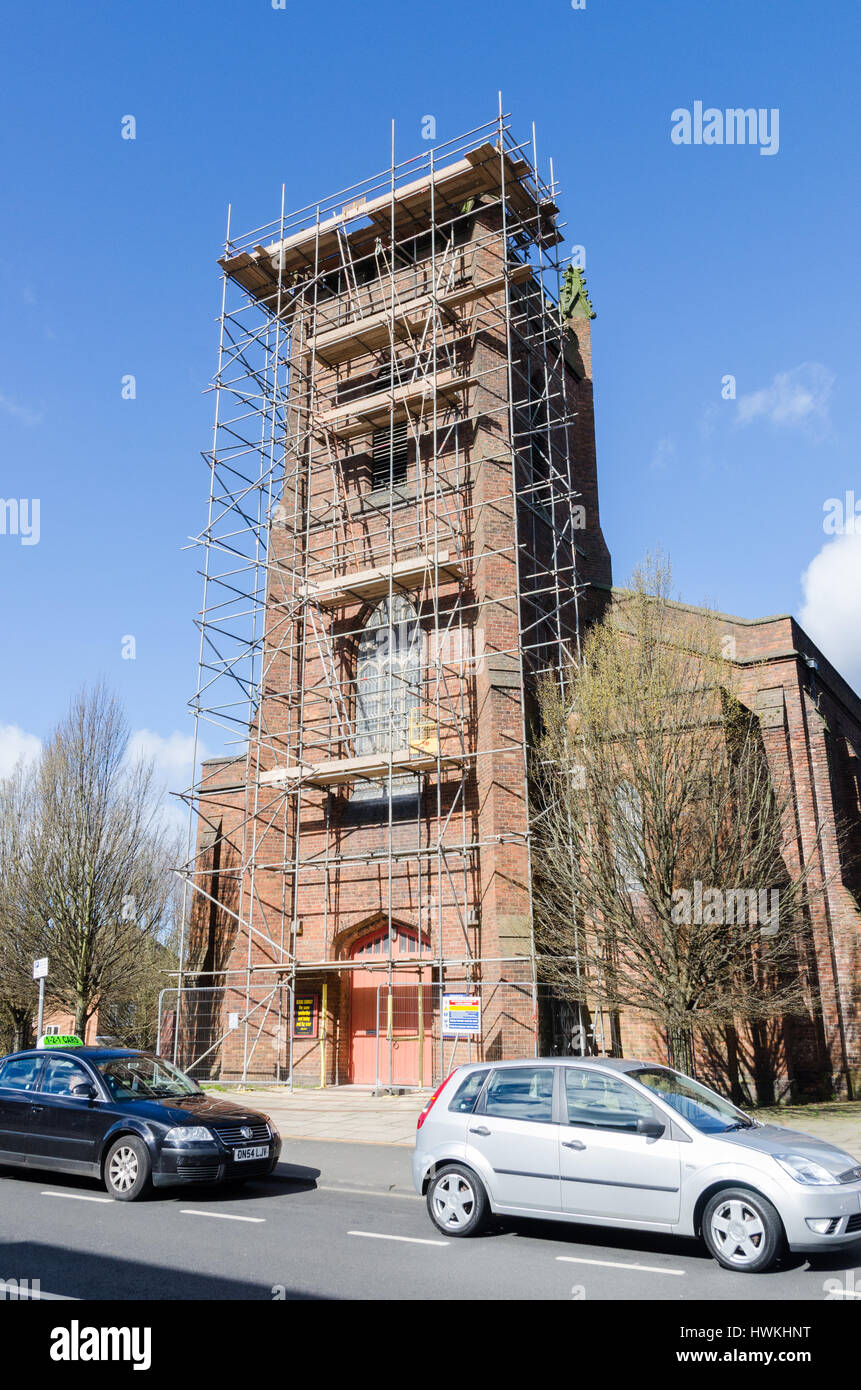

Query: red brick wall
189;196;606;1082
614;607;861;1100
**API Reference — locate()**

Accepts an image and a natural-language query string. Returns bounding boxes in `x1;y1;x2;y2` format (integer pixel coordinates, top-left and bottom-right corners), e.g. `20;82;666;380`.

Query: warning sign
293;995;318;1038
442;994;480;1038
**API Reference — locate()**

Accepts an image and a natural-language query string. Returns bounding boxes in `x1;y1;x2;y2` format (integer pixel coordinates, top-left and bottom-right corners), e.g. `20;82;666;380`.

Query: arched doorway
349;924;434;1085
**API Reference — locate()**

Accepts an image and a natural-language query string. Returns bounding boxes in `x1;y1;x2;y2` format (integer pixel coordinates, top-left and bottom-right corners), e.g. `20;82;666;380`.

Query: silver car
412;1058;861;1272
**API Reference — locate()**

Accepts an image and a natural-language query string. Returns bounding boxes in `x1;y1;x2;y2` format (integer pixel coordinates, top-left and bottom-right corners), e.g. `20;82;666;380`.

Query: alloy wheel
432;1173;476;1231
109;1145;139;1194
709;1197;766;1266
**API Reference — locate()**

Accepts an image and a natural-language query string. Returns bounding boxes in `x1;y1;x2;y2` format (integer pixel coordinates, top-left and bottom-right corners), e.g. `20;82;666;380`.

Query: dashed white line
41;1191;112;1204
180;1209;265;1223
348;1229;449;1247
556;1255;685;1275
318;1184;421;1201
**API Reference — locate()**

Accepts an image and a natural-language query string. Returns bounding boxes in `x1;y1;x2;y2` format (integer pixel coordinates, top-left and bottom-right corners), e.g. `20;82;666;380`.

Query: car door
558;1066;682;1225
0;1055;45;1160
465;1064;561;1213
28;1055;110;1169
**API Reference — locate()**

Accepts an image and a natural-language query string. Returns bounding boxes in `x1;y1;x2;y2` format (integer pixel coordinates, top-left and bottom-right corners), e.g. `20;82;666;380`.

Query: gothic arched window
355;597;421;756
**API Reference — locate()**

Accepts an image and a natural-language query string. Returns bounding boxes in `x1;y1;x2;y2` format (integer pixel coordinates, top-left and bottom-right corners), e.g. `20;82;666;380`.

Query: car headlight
774;1153;839;1186
163;1125;215;1146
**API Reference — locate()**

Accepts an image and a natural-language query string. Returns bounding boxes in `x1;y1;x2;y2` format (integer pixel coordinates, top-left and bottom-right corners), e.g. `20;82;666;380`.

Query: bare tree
531;555;827;1076
18;685;180;1038
0;763;42;1050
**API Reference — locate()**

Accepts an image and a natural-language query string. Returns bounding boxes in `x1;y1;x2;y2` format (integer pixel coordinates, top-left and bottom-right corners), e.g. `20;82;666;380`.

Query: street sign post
33;958;48;1038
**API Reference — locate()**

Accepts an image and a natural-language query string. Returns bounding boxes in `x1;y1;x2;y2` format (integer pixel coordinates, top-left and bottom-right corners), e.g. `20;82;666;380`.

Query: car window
563;1068;655;1132
483;1067;555;1123
95;1054;199;1100
631;1067;752;1134
448;1069;488;1114
0;1056;43;1091
39;1057;93;1096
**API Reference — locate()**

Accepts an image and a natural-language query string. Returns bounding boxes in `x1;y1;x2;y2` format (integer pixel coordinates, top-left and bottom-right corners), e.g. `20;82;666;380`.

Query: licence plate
234;1145;269;1162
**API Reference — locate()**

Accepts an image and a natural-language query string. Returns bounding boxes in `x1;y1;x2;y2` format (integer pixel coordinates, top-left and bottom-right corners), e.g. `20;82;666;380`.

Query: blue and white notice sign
442;994;481;1038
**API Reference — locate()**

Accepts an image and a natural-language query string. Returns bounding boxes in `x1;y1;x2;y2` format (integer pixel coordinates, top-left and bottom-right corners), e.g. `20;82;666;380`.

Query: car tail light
416;1073;455;1130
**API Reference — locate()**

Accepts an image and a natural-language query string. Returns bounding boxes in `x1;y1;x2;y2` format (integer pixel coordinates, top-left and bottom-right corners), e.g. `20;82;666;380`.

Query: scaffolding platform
219;142;561;296
300;552;464;608
308;263;534;365
317;368;477;440
260;747;462;788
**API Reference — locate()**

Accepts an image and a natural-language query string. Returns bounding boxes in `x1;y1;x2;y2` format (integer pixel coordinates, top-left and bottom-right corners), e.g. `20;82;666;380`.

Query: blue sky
1;0;859;799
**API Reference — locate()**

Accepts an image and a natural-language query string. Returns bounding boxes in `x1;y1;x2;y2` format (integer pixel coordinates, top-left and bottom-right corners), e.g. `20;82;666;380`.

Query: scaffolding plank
307;263;534;365
220;143;560;293
260;747;461;788
316;368;476;440
300;551;464;608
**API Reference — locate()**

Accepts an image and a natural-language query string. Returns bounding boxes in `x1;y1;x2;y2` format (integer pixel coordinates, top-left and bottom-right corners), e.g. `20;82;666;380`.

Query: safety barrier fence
157;979;619;1088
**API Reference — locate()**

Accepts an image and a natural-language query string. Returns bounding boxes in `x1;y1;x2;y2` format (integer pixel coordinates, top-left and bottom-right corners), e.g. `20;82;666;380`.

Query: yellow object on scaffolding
409;708;439;756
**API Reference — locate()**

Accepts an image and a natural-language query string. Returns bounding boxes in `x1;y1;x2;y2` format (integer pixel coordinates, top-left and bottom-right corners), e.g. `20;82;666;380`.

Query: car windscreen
94;1055;201;1101
630;1067;754;1134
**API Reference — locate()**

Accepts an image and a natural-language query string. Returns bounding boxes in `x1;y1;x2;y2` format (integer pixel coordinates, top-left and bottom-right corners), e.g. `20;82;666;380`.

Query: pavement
208;1084;861;1159
204;1084;428;1146
754;1103;861;1161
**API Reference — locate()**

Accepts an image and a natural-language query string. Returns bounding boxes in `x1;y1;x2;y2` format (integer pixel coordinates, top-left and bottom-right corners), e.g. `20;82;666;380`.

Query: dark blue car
0;1045;282;1200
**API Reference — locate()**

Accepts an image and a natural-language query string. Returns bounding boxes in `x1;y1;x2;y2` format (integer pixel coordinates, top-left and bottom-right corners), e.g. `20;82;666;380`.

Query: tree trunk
669;1026;695;1077
73;999;88;1039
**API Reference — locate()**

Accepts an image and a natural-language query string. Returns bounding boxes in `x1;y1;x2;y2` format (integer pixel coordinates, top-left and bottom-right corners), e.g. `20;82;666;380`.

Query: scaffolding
173;108;593;1084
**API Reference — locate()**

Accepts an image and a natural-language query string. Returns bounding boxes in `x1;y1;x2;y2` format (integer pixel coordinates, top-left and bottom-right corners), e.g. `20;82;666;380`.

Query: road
1;1141;860;1301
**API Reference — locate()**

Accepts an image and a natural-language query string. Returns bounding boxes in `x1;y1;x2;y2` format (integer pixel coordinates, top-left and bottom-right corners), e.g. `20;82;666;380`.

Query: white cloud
650;436;676;473
126;729;209;793
126;729;211;844
0;724;208;842
736;363;834;432
0;391;42;427
799;533;861;694
0;724;42;778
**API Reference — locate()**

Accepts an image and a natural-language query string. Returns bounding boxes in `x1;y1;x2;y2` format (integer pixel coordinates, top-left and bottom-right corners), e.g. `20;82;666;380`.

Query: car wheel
702;1188;784;1272
427;1164;488;1237
104;1136;152;1202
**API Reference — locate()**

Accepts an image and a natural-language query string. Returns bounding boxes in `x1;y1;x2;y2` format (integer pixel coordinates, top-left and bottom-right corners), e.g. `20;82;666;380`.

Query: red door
349;927;434;1085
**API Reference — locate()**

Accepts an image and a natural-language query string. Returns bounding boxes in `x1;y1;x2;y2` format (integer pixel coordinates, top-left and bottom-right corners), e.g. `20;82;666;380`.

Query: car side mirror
636;1116;666;1139
70;1082;97;1100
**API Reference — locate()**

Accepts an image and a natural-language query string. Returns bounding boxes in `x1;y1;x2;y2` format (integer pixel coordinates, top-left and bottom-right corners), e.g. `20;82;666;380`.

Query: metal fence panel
157;982;294;1084
156;978;620;1088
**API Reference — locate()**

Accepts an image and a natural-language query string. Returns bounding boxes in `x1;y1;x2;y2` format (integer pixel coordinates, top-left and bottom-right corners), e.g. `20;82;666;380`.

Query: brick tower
180;116;612;1085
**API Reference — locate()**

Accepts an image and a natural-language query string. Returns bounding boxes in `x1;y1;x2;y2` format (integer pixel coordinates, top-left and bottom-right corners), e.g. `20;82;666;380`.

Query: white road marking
180;1208;265;1223
0;1282;78;1301
826;1290;861;1299
318;1184;421;1202
41;1191;112;1204
556;1255;686;1276
348;1230;448;1247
